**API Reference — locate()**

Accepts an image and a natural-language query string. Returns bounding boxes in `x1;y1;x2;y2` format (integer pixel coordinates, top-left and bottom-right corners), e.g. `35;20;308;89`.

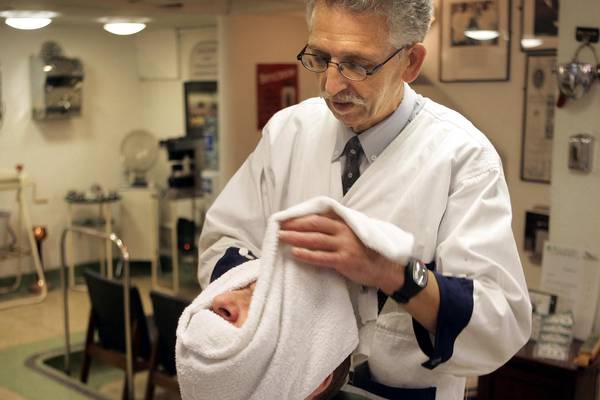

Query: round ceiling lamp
0;10;58;30
100;18;149;35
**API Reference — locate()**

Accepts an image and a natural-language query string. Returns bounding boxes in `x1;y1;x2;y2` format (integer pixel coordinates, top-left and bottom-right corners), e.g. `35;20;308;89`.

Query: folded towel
176;196;414;400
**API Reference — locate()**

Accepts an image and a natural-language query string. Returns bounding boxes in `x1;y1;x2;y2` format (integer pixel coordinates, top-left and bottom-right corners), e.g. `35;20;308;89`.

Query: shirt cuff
413;272;474;370
209;247;257;283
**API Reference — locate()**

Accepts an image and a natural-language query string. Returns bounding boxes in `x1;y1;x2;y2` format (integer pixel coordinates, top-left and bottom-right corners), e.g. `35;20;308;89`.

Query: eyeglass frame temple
364;45;406;76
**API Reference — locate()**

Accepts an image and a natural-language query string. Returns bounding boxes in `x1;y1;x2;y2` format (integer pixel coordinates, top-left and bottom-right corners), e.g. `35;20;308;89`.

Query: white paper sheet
540;242;600;340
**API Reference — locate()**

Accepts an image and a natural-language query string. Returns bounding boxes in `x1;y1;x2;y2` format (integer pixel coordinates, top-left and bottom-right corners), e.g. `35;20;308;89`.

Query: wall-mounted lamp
0;10;58;30
99;18;149;36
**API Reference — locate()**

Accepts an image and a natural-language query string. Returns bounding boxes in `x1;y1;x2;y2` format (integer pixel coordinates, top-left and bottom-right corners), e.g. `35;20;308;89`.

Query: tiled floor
0;271;200;400
0;274;195;351
0;286;90;351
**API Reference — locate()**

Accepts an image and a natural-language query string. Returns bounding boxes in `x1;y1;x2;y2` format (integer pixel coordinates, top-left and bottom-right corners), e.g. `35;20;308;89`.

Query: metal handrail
59;226;133;399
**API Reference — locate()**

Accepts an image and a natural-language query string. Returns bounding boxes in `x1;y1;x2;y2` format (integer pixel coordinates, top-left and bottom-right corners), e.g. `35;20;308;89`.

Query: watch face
412;262;428;288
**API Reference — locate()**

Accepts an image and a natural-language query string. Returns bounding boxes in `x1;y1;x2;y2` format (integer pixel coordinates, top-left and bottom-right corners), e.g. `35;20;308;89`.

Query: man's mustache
320;91;366;106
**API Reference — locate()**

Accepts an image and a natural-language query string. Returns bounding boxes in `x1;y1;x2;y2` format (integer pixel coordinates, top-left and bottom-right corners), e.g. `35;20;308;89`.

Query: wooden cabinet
478;340;598;400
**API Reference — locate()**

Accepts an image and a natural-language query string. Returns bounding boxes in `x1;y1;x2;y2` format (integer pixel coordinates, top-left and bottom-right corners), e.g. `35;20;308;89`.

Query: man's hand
278;211;404;293
279;210;440;332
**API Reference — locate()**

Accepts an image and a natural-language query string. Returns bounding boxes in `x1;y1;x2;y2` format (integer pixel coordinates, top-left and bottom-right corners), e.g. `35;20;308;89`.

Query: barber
197;0;531;399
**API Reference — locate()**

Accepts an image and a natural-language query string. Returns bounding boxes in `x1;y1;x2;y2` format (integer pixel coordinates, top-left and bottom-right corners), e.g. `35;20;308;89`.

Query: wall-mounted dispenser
30;41;83;120
568;133;594;172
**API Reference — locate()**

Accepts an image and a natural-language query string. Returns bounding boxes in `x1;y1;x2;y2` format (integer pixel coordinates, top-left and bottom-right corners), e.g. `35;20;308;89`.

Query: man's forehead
308;3;392;59
306;41;378;62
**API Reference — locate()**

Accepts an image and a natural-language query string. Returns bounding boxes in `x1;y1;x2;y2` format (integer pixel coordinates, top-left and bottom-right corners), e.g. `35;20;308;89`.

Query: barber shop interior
1;0;599;399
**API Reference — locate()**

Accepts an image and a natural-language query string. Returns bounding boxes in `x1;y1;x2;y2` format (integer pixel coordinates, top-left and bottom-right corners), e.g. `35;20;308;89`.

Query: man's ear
401;43;427;83
307;373;333;400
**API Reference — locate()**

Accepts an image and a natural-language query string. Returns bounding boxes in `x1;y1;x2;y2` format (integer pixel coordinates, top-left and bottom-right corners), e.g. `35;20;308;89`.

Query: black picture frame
183;81;218;138
520;51;556;183
519;0;559;52
439;0;512;82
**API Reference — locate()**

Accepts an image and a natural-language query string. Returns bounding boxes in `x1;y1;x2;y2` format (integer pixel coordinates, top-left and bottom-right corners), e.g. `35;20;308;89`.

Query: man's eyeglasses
296;45;406;81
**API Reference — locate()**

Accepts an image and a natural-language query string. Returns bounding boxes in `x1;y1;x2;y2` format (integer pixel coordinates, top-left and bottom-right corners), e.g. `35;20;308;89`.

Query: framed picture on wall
184;81;218;138
256;64;298;129
520;51;556;183
439;0;511;82
520;0;559;52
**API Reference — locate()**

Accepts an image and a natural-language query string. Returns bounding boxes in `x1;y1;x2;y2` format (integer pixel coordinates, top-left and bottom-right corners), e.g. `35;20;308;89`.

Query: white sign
540;242;600;340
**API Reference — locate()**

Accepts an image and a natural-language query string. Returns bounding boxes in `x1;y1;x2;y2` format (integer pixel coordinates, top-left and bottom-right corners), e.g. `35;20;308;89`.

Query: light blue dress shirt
332;82;425;174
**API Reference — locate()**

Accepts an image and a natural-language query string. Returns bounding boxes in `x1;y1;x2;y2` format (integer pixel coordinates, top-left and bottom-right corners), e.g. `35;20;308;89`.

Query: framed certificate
520;52;556;183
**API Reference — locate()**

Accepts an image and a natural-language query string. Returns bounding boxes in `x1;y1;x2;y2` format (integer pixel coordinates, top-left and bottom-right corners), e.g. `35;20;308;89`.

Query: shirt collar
332;82;417;163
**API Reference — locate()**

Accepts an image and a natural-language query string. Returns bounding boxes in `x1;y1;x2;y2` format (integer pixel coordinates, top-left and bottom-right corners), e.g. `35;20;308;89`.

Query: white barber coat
197;95;531;399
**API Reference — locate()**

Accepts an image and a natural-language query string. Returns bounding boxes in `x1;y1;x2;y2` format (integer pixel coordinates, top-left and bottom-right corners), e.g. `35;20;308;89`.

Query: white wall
217;13;320;180
137;26;218;190
0;15;314;277
0;15;314;276
416;2;551;288
217;7;551;288
0;24;142;276
551;0;600;334
0;5;570;289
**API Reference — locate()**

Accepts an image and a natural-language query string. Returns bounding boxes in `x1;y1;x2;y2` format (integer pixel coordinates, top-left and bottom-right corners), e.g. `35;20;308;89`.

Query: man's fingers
320;209;342;220
279;230;338;251
280;214;341;234
289;247;341;269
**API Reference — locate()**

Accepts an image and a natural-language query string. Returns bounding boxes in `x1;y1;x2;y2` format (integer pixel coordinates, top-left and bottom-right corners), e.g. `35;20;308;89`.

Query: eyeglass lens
300;53;367;81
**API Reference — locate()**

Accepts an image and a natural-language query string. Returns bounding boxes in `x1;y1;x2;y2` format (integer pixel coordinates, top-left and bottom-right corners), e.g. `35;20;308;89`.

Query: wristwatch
391;258;429;304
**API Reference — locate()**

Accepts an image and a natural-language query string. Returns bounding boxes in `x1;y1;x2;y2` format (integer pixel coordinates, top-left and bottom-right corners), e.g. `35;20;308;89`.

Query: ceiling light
99;18;149;36
103;22;146;35
464;29;500;41
0;11;58;30
521;38;543;49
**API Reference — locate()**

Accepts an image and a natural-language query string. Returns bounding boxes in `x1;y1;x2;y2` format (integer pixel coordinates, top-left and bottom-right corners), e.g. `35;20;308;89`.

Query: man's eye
343;62;367;72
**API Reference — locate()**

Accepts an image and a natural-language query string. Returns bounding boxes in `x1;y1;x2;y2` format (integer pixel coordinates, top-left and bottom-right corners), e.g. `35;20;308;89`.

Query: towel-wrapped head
176;255;358;400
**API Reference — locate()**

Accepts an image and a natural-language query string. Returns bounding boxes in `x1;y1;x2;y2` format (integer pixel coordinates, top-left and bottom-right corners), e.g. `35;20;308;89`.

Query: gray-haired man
198;1;531;398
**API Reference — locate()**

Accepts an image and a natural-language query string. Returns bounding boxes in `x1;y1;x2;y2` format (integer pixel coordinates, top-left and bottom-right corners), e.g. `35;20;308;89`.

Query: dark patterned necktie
341;136;388;312
342;136;363;195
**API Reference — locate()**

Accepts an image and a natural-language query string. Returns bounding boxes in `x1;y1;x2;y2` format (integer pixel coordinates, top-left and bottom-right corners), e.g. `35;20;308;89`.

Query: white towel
176;196;414;400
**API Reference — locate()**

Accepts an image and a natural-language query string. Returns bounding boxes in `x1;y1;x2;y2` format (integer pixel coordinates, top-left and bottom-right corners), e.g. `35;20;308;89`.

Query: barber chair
81;270;152;399
144;290;190;400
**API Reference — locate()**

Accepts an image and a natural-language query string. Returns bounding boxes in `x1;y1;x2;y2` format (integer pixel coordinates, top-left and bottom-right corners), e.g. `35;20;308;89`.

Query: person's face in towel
209;281;350;400
210;281;256;328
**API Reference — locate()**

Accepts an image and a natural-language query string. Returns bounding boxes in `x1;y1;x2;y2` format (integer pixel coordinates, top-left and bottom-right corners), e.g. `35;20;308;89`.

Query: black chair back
83;270;151;360
150;290;190;375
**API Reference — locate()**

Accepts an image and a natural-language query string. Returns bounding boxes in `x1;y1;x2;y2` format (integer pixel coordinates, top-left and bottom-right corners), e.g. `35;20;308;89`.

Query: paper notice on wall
540;242;600;340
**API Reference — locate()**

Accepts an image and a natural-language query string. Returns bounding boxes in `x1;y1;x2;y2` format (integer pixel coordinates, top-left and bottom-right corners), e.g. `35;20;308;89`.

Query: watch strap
391;258;427;304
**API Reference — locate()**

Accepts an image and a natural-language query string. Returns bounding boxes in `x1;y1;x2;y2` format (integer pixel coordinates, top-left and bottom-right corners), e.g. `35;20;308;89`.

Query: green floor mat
0;333;165;400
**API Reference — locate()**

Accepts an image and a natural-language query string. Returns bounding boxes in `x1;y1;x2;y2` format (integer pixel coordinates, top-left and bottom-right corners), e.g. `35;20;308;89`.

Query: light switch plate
568;134;594;172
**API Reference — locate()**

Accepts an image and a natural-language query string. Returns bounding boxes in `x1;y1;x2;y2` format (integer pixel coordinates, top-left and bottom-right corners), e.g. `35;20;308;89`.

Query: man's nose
211;292;240;326
323;63;348;96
